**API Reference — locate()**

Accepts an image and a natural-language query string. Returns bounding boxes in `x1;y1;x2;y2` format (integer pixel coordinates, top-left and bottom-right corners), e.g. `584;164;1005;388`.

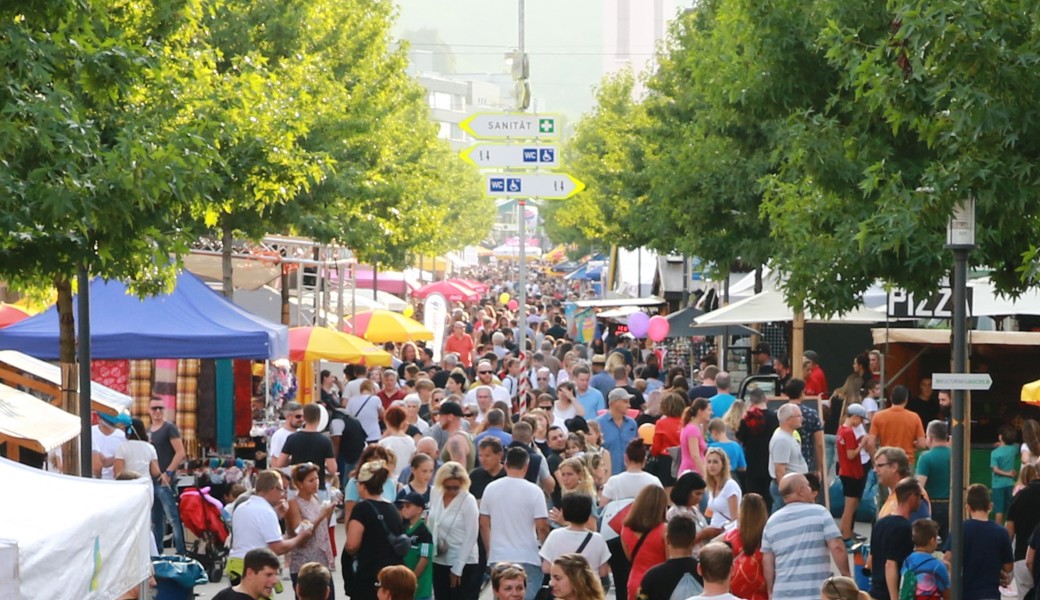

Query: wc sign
887;287;973;319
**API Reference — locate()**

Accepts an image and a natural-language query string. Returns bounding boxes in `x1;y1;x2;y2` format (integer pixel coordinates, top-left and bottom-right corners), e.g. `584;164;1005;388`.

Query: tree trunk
56;276;80;475
221;222;233;300
754;264;763;294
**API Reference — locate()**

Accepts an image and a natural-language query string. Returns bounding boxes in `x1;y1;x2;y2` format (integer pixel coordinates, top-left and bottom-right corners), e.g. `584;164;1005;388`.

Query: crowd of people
86;267;1040;600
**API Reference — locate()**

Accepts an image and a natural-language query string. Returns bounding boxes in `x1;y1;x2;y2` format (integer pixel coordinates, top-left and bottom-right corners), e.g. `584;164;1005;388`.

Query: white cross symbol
539;119;554;133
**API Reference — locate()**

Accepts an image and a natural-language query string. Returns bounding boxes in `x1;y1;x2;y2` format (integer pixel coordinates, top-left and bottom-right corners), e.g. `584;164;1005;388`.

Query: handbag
369;501;413;557
534;533;594;600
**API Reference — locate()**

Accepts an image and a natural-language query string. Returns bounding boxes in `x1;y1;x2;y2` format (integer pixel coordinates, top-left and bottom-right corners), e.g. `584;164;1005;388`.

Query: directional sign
460;143;561;169
460;112;562;140
484;173;585;200
932;373;993;391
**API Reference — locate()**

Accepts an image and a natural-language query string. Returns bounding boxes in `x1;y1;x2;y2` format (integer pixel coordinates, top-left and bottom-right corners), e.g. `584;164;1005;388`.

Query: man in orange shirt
868;385;926;466
443;320;476;368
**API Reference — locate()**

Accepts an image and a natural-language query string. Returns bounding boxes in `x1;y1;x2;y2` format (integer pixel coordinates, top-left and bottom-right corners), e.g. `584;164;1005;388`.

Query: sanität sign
460;113;561;140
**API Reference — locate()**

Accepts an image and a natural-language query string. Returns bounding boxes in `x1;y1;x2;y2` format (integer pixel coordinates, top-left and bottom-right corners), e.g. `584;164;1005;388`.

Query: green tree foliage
0;0;216;295
543;68;655;250
561;0;1040;314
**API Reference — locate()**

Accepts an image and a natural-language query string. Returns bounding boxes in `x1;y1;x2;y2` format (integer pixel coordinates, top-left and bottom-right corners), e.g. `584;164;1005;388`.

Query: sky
391;0;609;120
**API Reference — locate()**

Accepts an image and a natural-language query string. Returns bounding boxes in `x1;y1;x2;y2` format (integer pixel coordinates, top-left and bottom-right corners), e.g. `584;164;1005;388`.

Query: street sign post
932;373;993;391
460;112;562;140
484;173;585;200
460;143;560;169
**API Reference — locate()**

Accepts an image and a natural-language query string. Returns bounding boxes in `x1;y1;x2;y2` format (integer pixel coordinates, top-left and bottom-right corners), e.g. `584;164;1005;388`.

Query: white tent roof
968;279;1040;317
0;458;152;600
695;290;888;325
0;384;80;453
0;350;132;416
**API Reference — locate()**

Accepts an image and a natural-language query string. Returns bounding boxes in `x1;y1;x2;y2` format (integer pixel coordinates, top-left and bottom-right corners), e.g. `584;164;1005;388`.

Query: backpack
899;554;945;600
898;567;919;600
328;410;366;464
669;573;703;600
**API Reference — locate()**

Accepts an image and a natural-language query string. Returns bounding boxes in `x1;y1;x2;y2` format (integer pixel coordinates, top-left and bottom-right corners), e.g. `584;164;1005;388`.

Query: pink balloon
648;315;671;342
507;299;519;311
628;312;650;338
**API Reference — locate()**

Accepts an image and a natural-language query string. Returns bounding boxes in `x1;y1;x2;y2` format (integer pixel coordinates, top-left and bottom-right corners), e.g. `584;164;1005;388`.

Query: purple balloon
628;312;650;338
648;315;671;342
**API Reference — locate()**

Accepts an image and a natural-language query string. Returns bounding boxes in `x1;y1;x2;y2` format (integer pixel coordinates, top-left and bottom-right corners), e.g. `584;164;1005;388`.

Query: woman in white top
554;382;583;429
704;447;741;527
114;418;160;480
346;379;384;443
378;406;415;480
429;461;480;600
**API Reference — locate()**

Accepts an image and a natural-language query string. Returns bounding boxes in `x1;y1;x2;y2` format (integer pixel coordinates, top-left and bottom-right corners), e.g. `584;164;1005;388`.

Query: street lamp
946;197;974;600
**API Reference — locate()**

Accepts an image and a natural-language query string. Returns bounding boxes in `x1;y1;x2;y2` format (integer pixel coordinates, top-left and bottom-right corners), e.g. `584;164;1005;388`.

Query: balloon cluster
627;313;670;342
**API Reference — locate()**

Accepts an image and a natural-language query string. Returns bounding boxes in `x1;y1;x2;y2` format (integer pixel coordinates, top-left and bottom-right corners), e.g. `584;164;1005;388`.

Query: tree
758;0;1040;314
544;68;656;251
0;0;218;471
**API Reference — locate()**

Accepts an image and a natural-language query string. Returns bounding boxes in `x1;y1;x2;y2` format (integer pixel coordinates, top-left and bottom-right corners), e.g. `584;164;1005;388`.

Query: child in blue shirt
990;425;1019;525
902;518;950;600
707;418;746;478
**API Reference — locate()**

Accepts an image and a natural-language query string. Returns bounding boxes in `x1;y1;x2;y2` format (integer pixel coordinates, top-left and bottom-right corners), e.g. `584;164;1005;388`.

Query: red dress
621;523;667;600
724;528;767;600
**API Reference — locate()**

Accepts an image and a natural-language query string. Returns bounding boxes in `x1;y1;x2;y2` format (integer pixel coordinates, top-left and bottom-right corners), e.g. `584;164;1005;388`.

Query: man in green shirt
916;420;951;540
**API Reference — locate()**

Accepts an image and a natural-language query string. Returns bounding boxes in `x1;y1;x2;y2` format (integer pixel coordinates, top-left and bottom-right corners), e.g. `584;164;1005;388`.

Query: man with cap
594;388;640;475
428;401;468;450
753;342;775;375
803;350;829;398
92;411;128;479
590;354;615;399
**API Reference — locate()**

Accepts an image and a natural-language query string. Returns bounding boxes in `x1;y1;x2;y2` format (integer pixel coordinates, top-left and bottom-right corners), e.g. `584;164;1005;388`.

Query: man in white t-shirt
768;403;808;509
230;470;312;560
599;438;662;507
268;402;303;461
480;447;550;600
686;542;745;600
91;413;128;480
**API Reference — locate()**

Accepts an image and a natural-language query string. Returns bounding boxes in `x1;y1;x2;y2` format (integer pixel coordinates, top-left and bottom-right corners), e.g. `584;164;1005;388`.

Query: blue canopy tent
0;271;288;453
0;271;288;360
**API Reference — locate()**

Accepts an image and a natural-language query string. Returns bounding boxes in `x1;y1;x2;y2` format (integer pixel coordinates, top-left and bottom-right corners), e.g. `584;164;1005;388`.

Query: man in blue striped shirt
762;473;850;600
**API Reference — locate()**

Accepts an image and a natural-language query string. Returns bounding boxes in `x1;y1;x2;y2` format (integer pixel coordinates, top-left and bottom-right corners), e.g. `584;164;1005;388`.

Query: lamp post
946;198;975;600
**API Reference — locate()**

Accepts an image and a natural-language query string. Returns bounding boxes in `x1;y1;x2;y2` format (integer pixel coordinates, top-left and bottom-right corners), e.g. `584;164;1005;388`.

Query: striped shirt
762;502;842;600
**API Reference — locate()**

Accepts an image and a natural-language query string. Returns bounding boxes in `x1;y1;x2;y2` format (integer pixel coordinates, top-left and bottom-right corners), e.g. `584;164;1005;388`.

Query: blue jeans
522;562;542;600
769;479;784;514
153;482;186;555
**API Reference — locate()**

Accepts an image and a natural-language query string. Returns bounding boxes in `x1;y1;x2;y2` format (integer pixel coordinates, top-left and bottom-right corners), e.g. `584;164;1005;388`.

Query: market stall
0;457;152;600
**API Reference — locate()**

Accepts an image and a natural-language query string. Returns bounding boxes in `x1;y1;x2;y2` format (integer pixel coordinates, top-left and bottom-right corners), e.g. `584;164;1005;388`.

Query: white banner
424;293;448;362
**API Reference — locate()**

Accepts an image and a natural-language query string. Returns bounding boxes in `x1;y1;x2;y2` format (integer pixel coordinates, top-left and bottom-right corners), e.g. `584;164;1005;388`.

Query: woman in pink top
679;398;712;475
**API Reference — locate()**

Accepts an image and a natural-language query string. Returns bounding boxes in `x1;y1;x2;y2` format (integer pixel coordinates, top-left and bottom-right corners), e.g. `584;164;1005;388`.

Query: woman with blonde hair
721;399;747;437
550;553;606;600
550;458;598;529
820;576;870;600
704;447;741;526
679;398;712;475
429;462;480;600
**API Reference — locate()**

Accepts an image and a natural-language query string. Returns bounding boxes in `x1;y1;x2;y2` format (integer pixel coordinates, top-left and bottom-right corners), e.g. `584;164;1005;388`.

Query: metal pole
950;247;968;600
77;264;92;478
516;0;528;362
681;255;689;308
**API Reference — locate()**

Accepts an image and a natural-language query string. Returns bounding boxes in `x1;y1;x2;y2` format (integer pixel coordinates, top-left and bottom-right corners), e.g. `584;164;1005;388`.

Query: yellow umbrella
343;309;434;343
289;327;393;366
1022;379;1040;404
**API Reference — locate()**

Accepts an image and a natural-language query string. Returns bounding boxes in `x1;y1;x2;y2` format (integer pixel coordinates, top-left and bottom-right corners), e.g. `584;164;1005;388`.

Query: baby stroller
179;485;229;583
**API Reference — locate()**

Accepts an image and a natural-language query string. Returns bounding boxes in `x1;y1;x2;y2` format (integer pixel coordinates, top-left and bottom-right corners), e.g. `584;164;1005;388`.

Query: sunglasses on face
478;370;492;375
149;406;164;412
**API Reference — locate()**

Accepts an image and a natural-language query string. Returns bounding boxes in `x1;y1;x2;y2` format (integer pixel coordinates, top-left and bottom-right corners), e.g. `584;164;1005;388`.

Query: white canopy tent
0;350;132;416
0;458;152;600
694;290;888;326
0;383;80;458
